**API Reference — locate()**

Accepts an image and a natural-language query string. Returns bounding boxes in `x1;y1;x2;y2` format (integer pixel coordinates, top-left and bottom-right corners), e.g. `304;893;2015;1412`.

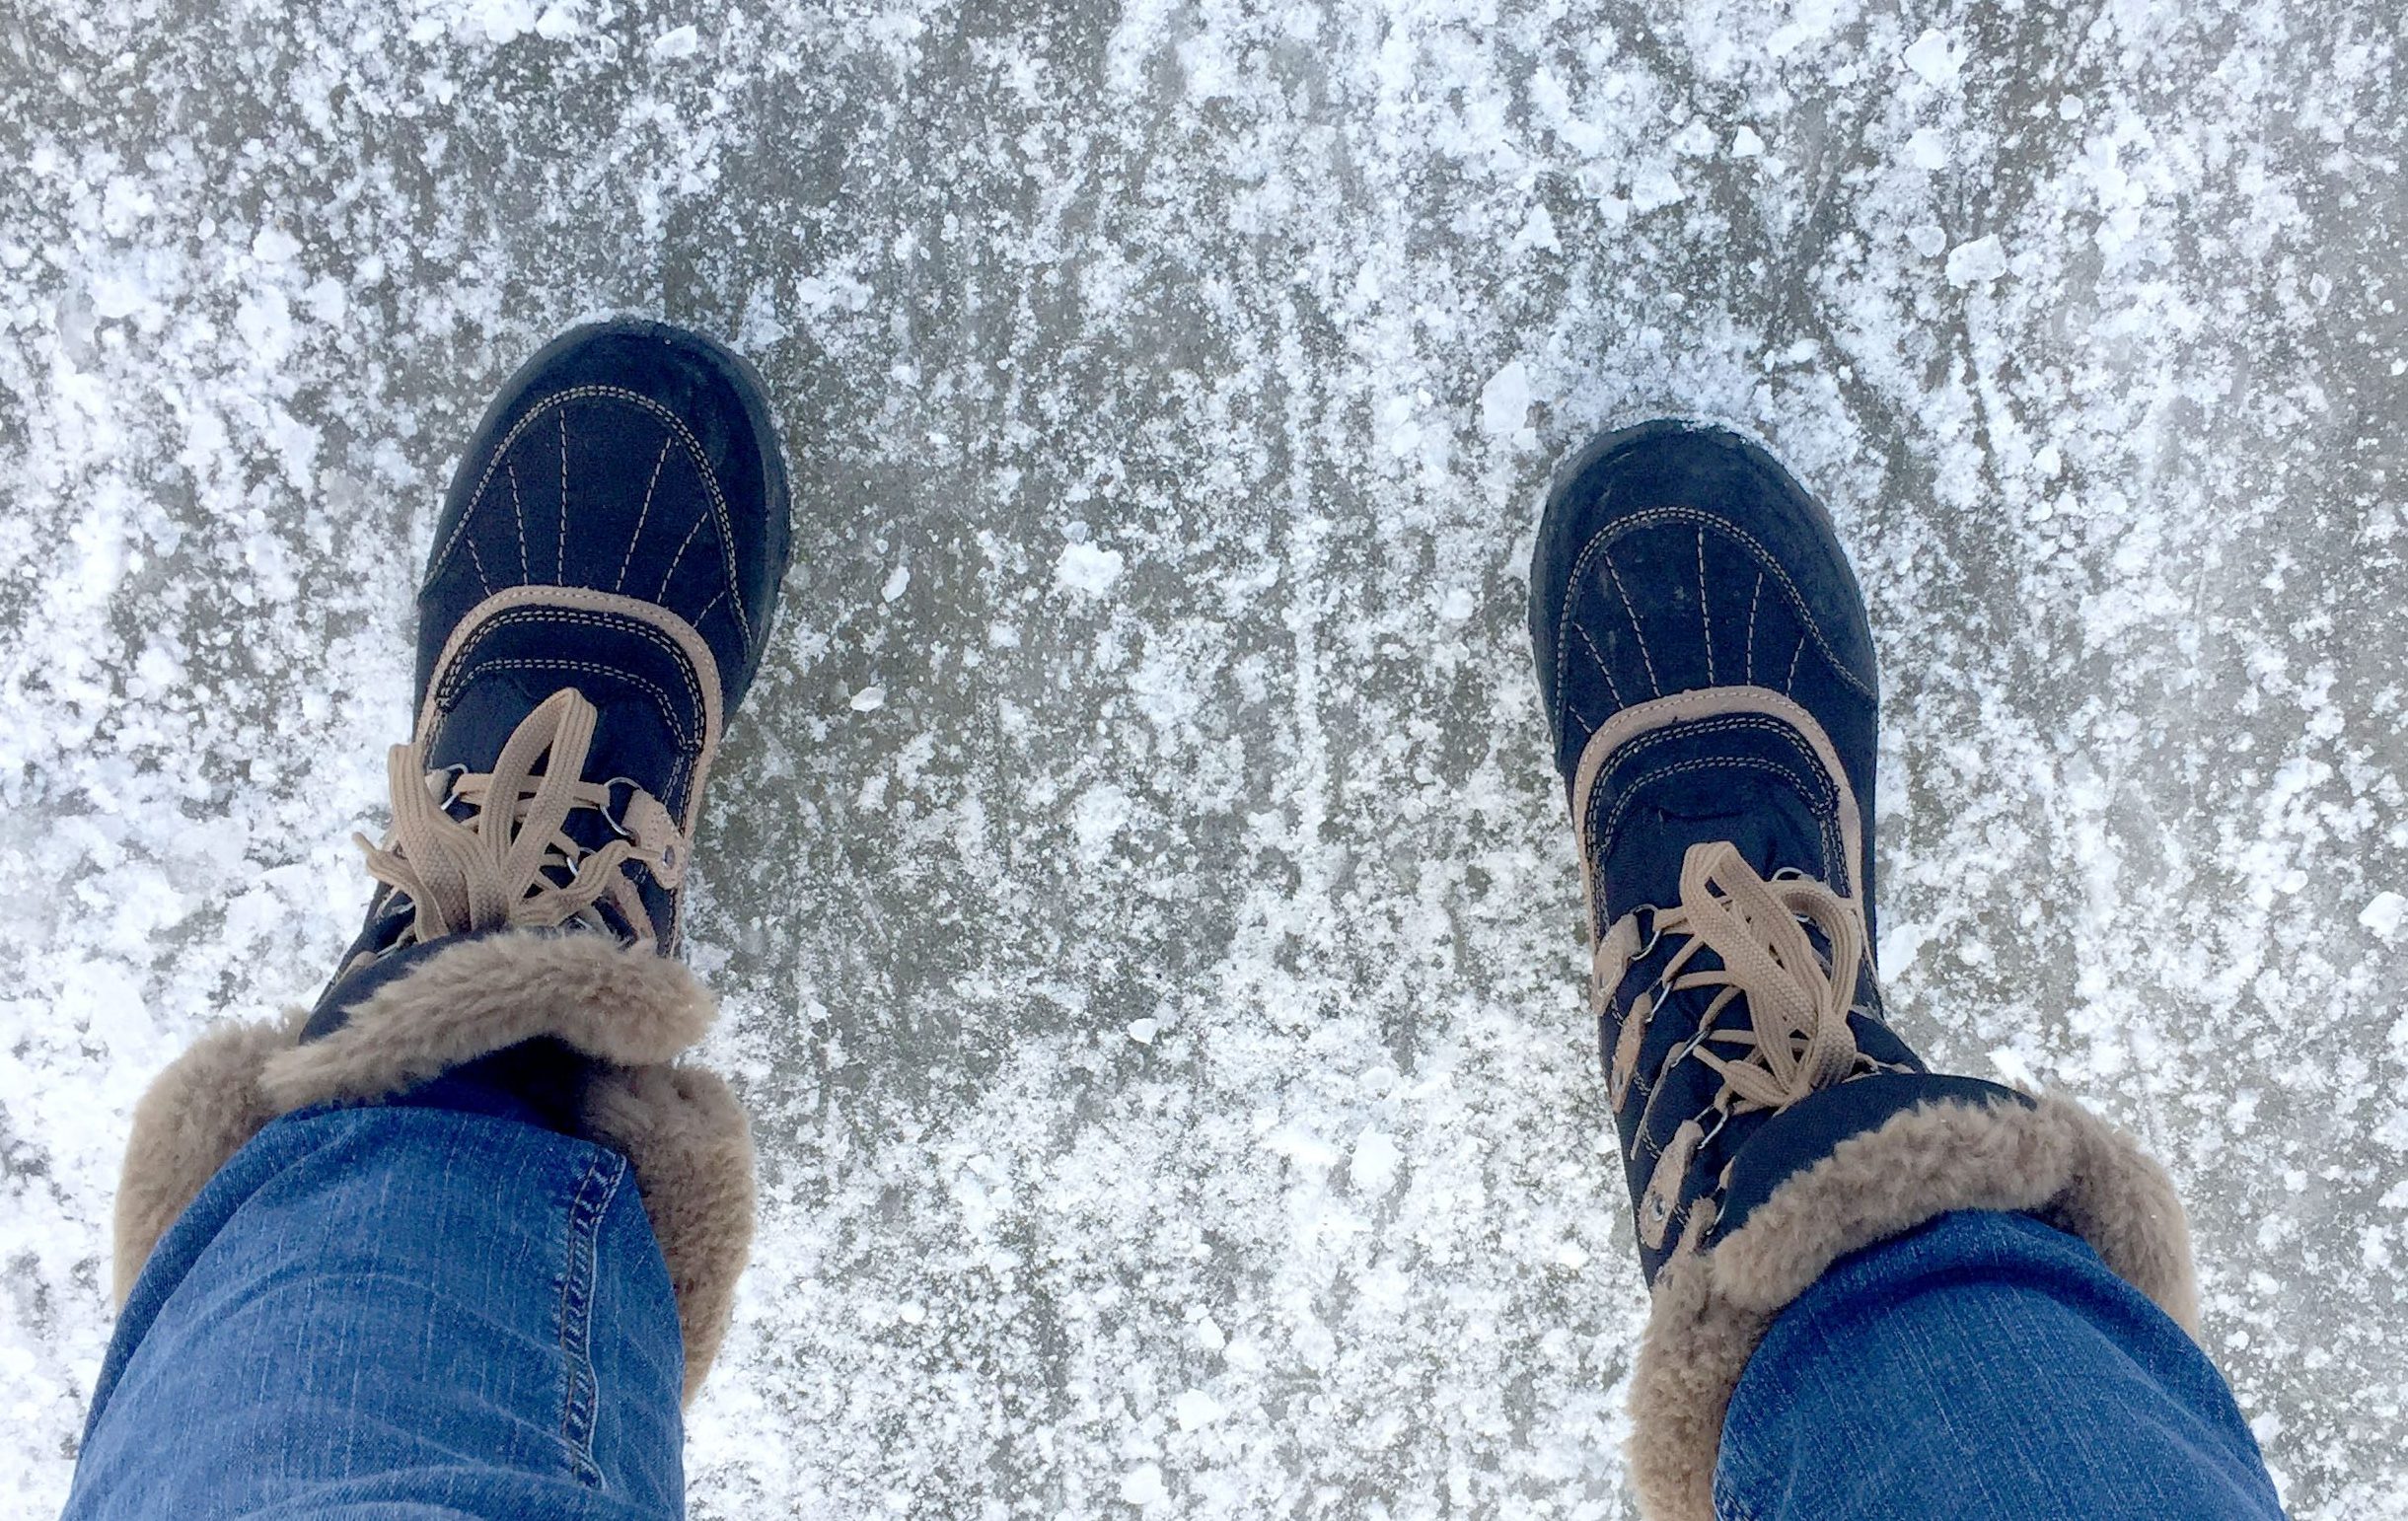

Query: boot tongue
308;680;673;1019
1594;748;1870;1268
1596;762;1839;929
418;676;684;937
423;677;680;861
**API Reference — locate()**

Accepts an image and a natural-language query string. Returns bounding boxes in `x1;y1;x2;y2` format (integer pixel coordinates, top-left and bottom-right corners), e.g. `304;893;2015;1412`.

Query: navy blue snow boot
1530;420;2026;1282
308;318;792;1039
1529;421;2205;1517
109;321;784;1404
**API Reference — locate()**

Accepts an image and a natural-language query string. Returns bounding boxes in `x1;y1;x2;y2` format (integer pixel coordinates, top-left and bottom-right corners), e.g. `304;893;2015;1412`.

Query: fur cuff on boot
112;932;755;1406
1627;1092;2200;1521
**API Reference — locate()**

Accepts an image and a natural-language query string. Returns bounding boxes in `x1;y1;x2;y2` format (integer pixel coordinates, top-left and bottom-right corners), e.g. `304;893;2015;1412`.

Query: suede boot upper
312;319;793;1029
1532;419;2023;1281
1527;420;2202;1521
114;319;793;1409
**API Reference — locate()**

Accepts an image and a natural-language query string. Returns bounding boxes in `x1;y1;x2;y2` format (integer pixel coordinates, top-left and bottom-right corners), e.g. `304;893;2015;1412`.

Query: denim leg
1712;1209;2284;1521
67;1102;686;1520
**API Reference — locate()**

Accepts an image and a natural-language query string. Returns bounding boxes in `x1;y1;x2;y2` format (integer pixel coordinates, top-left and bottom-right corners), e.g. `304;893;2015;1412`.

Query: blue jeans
1717;1209;2284;1519
68;1085;685;1520
70;1106;2281;1519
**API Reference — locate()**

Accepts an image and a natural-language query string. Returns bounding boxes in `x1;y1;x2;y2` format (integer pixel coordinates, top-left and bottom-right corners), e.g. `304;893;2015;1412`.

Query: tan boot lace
1594;839;1894;1248
354;688;690;952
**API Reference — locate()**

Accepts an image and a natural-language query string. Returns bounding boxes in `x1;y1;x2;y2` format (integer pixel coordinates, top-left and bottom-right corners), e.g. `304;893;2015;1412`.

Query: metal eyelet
1627;904;1662;963
596;776;645;838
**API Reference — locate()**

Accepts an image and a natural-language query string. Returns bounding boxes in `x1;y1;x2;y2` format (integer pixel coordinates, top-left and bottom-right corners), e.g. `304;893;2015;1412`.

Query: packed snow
2;1;2403;1517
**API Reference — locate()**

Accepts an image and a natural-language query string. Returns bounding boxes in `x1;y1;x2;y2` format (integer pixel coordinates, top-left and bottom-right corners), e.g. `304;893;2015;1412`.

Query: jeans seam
558;1146;627;1489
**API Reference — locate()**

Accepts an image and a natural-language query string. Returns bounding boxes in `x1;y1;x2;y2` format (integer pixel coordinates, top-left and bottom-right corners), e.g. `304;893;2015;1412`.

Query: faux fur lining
1627;1092;2200;1521
112;932;753;1407
259;933;717;1112
586;1063;756;1405
111;1016;300;1307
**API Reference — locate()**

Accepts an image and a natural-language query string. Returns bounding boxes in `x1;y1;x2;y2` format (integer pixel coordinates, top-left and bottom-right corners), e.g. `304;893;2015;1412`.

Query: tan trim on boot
111;931;754;1407
1626;1092;2200;1521
410;586;729;948
1568;684;1867;930
414;584;726;834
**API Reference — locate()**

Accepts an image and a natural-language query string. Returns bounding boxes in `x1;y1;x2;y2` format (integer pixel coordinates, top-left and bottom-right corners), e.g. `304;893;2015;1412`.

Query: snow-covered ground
4;0;2404;1515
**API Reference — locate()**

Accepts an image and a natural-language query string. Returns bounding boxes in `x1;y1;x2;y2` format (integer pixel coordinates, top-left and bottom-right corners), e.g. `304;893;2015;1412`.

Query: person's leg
1715;1210;2282;1520
75;320;790;1516
69;1096;684;1520
1524;421;2259;1518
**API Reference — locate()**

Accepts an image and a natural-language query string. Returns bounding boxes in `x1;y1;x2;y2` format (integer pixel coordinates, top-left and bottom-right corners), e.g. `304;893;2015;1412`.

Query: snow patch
2359;892;2407;940
1944;235;2009;288
1174;1390;1225;1430
1479;359;1532;439
1350;1128;1402;1196
1120;1464;1167;1506
1055;542;1126;596
1902;29;1964;87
